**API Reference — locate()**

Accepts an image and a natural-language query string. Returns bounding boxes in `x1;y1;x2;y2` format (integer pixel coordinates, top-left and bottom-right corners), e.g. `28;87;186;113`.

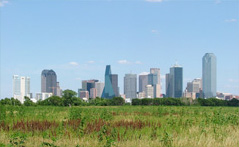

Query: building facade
202;53;217;98
166;64;183;98
13;75;31;103
41;70;57;95
95;82;105;98
110;74;119;97
101;65;115;99
148;68;161;98
145;85;154;98
139;74;148;93
124;74;137;98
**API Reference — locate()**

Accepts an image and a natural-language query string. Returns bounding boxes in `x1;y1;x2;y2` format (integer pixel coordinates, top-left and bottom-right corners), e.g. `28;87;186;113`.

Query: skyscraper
124;74;137;98
202;53;217;98
139;74;148;93
145;85;154;98
166;64;183;98
13;75;30;103
41;70;57;95
110;74;119;97
148;68;161;98
101;65;115;99
95;82;105;97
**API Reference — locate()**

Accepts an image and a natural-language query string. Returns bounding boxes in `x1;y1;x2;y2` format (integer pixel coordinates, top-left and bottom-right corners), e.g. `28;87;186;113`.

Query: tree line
1;89;239;107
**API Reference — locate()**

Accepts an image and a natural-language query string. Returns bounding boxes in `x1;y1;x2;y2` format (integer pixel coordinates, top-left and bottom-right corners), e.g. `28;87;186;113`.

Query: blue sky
0;0;239;99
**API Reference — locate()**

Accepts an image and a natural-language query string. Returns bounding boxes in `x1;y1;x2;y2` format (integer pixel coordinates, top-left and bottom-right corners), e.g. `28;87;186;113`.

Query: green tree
24;97;35;106
62;89;78;106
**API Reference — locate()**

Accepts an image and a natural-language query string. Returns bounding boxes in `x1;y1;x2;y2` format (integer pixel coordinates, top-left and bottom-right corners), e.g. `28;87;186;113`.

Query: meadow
0;106;239;147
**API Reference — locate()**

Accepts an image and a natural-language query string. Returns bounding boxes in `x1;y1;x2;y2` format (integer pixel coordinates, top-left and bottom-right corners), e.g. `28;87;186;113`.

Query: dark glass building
41;70;57;95
101;65;116;99
110;74;119;97
166;65;183;98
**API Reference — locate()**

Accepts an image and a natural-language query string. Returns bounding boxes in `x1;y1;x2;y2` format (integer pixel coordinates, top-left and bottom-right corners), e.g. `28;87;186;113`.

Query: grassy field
0;106;239;147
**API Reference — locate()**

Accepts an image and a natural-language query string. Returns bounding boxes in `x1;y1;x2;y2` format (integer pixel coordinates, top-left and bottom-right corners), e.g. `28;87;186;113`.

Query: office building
148;68;161;98
90;88;97;99
95;82;104;97
202;53;217;98
166;64;183;98
80;91;89;99
145;85;154;98
124;74;137;98
139;74;148;93
41;70;57;95
13;75;31;103
101;65;116;99
110;74;119;97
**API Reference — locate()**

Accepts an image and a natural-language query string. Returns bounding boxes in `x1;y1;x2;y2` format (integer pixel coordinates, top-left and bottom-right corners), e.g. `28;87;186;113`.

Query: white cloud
135;61;142;64
151;29;158;33
225;19;237;22
139;72;150;75
69;62;79;66
88;61;95;64
215;0;221;4
146;0;163;2
118;60;130;64
0;0;9;7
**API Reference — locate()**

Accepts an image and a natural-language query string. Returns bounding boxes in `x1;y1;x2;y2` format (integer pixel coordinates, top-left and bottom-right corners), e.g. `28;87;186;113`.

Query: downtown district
12;53;239;103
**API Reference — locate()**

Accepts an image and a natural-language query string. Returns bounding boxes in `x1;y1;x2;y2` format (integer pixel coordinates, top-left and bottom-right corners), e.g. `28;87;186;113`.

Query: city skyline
1;1;239;99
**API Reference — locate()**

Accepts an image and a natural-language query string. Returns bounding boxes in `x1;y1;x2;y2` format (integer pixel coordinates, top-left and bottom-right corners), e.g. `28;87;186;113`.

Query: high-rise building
148;68;161;98
166;64;183;98
81;79;99;97
101;65;115;99
202;53;217;98
13;75;30;103
56;82;62;97
110;74;119;97
80;91;89;99
124;74;137;98
90;88;97;99
145;85;154;98
187;78;202;93
165;73;171;97
95;82;104;97
41;70;57;95
139;74;148;93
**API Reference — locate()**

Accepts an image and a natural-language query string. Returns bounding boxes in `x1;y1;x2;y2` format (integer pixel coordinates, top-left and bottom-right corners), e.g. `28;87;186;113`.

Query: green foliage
37;96;63;106
23;97;35;106
9;133;27;147
0;98;22;106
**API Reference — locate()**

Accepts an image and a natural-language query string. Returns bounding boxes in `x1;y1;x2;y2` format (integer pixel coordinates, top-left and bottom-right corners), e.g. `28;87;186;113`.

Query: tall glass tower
101;65;115;99
202;53;217;98
166;64;183;98
41;70;57;95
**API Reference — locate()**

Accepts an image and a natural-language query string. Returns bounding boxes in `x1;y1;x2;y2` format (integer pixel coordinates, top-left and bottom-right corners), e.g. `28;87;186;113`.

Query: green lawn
0;106;239;147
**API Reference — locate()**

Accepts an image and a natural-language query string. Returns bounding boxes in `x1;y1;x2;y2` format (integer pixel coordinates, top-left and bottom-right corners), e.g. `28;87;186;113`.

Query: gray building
166;64;183;98
41;70;57;95
139;74;148;93
124;74;137;98
95;82;105;97
110;74;119;97
148;68;161;98
202;53;217;98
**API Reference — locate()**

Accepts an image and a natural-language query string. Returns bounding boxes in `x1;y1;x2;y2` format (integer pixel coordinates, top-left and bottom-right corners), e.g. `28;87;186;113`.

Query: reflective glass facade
101;65;115;99
202;53;217;98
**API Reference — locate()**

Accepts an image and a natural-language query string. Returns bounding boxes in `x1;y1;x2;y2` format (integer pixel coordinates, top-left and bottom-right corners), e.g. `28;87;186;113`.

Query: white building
138;92;145;99
145;85;154;98
13;75;31;103
36;92;53;101
95;82;104;97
